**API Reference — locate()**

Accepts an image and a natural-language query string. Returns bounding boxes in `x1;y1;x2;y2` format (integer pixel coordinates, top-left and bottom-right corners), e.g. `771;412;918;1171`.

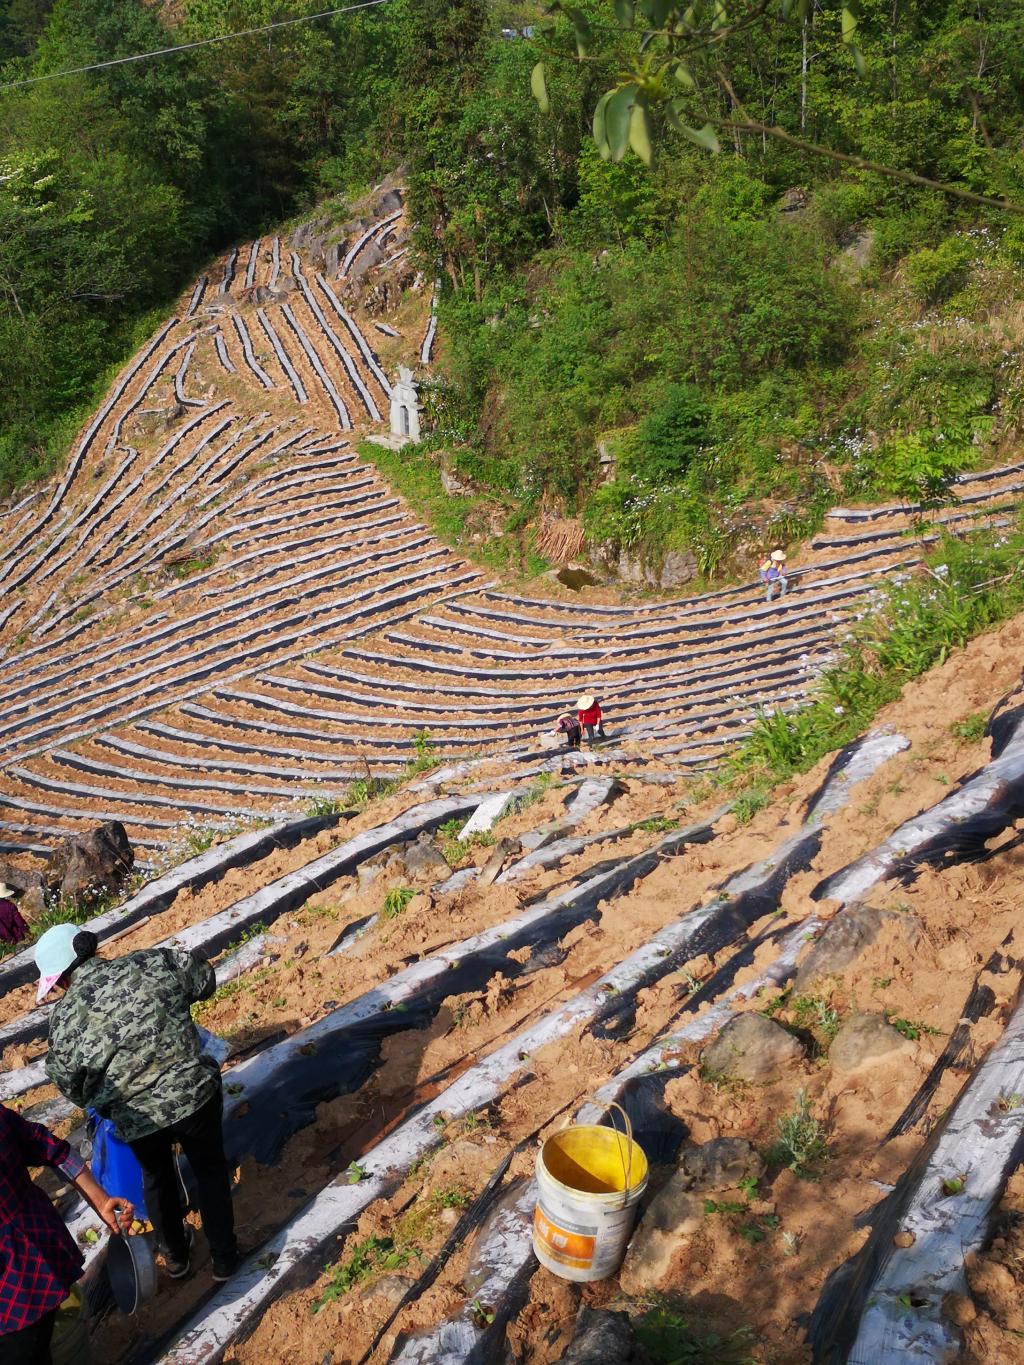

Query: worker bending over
36;924;239;1285
555;712;583;749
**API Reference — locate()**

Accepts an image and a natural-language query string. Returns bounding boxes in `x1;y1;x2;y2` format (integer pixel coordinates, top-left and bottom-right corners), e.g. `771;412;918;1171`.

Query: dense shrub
627;385;711;485
904;236;974;305
438;209;852;506
3;0;1023;564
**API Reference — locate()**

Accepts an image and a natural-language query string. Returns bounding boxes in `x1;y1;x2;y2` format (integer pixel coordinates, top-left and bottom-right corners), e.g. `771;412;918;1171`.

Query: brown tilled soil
46;616;1018;1362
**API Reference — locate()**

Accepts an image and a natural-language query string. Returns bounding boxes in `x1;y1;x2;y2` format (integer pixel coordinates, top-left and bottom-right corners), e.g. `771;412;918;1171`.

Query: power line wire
0;0;393;92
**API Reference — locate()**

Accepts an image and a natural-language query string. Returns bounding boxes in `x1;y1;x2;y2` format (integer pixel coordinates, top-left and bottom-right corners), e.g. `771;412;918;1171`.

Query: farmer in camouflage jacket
39;924;239;1283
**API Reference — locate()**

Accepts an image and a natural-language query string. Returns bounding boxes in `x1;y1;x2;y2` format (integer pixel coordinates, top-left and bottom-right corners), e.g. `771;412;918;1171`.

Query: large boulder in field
0;862;46;922
350;240;385;279
794;902;916;993
47;822;134;903
555;1307;653;1364
618;1175;706;1295
398;832;450;880
700;1013;804;1083
616;548;697;591
357;833;450;889
678;1137;764;1192
828;1012;916;1075
0;862;46;897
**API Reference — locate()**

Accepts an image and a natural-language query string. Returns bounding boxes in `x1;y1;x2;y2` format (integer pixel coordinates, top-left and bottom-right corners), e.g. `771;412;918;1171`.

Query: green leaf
851;43;867;76
674;61;695;88
628;100;654;166
841;3;859;42
614;0;635;25
592;89;614;160
530;61;550;114
666;107;720;152
564;5;592;56
606;85;638;162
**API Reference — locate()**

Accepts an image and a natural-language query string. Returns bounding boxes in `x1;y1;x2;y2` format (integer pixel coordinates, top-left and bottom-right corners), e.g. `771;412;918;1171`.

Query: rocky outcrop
617;547;698;591
357;832;451;888
555;1307;653;1364
47;821;135;903
700;1013;805;1083
828;1012;915;1075
794;902;916;993
678;1136;764;1191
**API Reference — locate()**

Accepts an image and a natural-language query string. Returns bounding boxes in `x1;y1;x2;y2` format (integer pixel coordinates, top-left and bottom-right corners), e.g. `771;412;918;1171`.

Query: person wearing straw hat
576;694;606;744
0;1102;132;1364
0;883;28;946
554;712;583;750
35;924;239;1285
759;549;789;602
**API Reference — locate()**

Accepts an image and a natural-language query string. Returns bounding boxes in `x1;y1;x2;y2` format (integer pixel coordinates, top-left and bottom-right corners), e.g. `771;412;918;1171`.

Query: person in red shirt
0;1104;132;1364
576;694;606;744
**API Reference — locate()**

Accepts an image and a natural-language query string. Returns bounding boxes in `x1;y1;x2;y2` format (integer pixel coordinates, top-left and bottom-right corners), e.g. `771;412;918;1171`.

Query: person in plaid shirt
0;1104;132;1364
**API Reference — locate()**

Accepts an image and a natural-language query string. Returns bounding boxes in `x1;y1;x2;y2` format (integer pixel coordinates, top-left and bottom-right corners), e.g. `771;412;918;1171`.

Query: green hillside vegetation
2;0;1024;577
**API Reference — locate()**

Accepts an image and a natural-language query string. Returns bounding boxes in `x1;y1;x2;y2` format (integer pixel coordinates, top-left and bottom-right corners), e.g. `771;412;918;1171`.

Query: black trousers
583;723;606;742
128;1089;236;1265
0;1311;57;1365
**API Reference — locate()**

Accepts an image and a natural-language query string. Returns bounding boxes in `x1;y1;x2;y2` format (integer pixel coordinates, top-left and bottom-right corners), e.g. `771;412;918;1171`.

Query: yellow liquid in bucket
534;1125;650;1283
543;1126;648;1195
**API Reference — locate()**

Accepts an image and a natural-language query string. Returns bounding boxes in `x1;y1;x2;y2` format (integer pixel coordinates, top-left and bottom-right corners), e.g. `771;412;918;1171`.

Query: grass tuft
634;1304;757;1364
765;1091;830;1179
951;709;988;743
381;885;416;920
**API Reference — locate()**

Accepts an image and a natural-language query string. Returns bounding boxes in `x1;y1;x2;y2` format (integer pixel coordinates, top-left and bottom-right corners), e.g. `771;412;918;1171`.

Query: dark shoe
163;1227;195;1280
211;1248;242;1283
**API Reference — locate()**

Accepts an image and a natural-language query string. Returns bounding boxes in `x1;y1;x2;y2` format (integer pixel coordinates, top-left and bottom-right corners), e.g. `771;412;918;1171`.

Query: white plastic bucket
533;1103;648;1282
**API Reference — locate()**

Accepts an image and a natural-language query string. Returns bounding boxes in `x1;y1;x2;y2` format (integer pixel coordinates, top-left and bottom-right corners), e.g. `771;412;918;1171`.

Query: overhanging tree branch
715;114;1024;215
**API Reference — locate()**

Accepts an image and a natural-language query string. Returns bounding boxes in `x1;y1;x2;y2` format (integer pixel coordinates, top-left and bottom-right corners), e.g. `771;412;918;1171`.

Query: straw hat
0;883;14;899
577;694;596;710
556;712;574;724
770;550;787;563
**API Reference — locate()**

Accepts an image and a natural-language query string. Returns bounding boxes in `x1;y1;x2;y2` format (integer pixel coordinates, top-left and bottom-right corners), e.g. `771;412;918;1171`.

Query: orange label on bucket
534;1207;596;1269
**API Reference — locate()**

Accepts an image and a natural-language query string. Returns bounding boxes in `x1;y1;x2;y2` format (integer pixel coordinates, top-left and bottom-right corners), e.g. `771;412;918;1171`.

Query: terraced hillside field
1;183;1023;865
4;197;1024;1365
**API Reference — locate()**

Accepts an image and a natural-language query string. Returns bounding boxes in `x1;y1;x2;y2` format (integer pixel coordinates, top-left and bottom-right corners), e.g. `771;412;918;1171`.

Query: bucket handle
565;1099;635;1207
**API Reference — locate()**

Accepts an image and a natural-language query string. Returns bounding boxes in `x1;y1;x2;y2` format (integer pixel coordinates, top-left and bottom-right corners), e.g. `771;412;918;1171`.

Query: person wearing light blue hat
34;924;239;1284
33;922;88;1004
